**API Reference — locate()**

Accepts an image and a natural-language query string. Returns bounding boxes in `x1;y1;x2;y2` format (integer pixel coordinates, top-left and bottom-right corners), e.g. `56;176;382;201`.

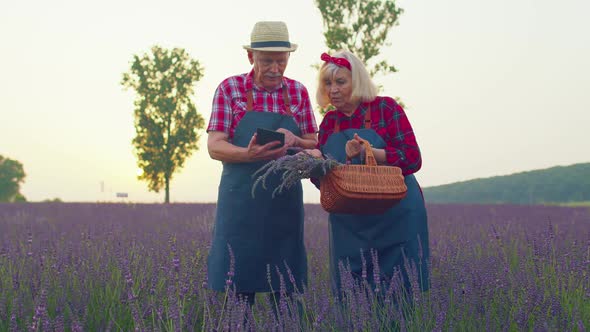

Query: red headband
321;52;352;71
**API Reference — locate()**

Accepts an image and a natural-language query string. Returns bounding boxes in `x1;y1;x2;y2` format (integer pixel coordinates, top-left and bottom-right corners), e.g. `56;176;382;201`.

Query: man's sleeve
295;84;318;135
207;83;232;134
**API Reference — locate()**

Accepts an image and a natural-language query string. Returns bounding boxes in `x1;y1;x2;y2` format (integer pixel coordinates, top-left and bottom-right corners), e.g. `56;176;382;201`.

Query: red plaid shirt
207;70;317;138
318;96;422;175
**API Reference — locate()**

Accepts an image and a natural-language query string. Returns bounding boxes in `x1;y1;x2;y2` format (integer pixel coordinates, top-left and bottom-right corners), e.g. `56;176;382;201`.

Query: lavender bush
0;202;588;331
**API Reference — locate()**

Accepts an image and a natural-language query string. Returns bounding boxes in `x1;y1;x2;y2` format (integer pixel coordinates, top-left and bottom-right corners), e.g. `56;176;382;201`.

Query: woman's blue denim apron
321;110;430;295
207;88;307;293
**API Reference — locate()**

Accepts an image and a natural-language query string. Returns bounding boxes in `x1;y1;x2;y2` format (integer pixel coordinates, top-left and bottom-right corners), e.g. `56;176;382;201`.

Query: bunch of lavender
251;152;341;198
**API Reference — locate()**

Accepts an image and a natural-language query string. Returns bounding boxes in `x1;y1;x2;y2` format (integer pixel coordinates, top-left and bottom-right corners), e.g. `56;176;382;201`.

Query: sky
1;0;589;203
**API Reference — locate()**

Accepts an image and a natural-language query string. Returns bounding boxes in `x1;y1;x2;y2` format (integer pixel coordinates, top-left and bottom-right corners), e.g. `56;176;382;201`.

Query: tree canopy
0;155;26;202
316;0;403;77
121;46;205;203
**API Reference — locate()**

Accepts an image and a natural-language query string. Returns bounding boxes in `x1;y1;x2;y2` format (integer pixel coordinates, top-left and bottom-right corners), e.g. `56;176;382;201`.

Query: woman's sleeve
380;97;422;175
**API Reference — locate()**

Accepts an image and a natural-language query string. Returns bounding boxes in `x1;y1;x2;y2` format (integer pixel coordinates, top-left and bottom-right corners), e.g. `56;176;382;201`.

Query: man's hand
248;133;288;161
276;128;299;148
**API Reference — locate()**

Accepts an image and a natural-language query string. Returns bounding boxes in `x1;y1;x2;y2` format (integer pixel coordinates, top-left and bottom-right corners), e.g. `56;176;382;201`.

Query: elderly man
206;21;318;304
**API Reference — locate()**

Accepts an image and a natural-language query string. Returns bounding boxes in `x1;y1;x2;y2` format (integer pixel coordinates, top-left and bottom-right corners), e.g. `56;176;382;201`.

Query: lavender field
0;202;589;331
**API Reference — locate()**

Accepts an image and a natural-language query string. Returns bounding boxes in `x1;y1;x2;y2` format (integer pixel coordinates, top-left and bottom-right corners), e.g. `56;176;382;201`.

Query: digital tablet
256;128;285;148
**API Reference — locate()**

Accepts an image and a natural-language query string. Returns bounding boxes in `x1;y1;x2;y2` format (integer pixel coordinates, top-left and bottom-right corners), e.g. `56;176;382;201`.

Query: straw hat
243;21;298;52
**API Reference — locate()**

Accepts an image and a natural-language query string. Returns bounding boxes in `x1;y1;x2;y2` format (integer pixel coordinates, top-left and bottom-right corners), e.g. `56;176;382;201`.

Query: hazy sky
1;0;589;203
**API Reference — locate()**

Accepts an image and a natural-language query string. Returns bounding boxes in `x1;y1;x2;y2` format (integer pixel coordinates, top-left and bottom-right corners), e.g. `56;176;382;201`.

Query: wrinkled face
250;51;289;91
324;68;354;112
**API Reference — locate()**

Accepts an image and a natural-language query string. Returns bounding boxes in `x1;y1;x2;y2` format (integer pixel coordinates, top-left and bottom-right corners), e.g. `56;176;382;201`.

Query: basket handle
358;138;377;166
344;137;377;166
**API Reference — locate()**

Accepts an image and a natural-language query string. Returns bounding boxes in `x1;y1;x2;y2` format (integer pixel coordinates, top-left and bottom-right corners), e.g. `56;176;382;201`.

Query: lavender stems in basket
251;152;341;198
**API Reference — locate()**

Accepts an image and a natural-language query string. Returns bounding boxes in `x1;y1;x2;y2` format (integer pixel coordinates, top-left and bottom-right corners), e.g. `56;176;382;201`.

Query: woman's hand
302;149;323;158
303;149;328;178
345;133;365;159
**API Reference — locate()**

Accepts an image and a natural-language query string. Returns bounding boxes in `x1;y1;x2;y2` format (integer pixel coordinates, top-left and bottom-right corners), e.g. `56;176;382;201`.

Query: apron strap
247;89;253;111
282;85;293;116
246;86;293;116
364;103;372;129
334;103;371;133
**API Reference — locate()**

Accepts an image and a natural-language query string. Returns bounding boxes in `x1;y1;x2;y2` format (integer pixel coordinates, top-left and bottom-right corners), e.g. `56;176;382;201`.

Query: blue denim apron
207;88;307;293
321;111;430;295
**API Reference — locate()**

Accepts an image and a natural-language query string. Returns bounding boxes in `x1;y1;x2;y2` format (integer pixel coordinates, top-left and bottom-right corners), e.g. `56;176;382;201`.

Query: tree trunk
165;175;170;204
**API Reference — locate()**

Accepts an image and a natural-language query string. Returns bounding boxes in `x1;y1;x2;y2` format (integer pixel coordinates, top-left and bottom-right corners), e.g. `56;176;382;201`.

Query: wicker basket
320;138;407;215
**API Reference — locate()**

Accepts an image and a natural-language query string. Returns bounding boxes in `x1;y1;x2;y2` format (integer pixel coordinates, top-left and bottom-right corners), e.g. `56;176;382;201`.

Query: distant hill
423;162;590;205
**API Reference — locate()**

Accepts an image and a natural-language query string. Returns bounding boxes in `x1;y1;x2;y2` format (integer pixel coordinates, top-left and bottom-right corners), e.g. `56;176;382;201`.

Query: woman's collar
337;100;362;118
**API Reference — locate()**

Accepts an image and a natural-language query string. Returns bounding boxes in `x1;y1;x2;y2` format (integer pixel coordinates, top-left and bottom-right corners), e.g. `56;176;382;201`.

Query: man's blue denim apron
207;88;307;293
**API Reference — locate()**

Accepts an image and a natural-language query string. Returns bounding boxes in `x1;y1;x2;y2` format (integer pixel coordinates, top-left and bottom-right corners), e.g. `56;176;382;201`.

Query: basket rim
322;170;408;197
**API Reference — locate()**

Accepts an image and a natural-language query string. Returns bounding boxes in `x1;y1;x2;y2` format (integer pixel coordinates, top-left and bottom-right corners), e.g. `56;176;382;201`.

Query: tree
122;46;205;203
0;155;26;202
316;0;402;77
315;0;404;114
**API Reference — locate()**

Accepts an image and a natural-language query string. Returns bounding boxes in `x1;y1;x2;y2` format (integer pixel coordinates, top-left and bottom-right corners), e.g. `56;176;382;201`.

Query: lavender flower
251;152;340;197
0;201;588;330
225;244;235;287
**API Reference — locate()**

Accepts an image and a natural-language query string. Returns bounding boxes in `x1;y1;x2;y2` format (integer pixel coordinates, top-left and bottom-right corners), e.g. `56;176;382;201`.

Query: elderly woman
308;50;430;299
